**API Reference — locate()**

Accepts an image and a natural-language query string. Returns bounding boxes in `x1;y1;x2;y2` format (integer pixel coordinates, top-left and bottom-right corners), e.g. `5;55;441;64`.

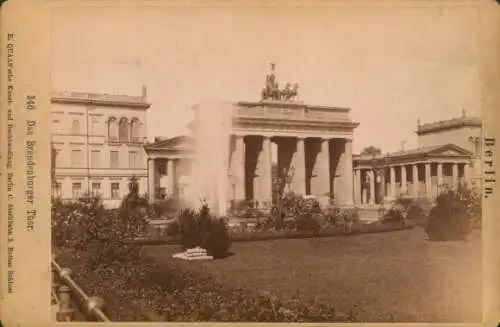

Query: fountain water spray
183;101;235;217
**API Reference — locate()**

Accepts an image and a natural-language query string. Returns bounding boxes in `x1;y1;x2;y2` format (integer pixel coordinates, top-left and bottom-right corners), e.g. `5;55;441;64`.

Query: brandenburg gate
145;64;359;207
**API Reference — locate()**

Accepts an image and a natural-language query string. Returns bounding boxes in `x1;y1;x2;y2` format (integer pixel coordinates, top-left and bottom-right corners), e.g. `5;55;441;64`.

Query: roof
51;90;151;109
144;135;193;151
417;116;482;135
354;143;473;166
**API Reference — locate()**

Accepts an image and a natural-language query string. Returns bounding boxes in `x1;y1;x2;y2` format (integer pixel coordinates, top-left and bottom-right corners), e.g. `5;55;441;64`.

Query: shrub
325;207;360;230
52;176;151;269
382;208;405;224
425;186;473;241
150;197;183;219
177;205;232;258
272;193;324;232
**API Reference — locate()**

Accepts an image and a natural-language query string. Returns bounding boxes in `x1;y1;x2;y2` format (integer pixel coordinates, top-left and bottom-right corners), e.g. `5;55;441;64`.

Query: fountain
183;100;235;218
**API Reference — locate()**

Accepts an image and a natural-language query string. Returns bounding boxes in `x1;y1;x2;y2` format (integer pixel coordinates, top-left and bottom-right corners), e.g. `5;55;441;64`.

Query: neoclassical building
144;67;480;209
145;66;359;208
354;112;481;204
51;87;150;207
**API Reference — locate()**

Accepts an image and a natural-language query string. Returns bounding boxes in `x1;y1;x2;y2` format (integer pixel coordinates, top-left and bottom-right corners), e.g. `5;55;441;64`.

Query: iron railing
51;255;110;322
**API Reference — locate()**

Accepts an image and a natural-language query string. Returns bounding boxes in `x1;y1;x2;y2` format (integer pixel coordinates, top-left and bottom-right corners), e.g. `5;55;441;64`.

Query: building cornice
416;117;482;135
51;91;151;110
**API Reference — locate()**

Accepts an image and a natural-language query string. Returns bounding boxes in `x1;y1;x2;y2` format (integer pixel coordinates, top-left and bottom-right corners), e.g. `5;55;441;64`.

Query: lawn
144;227;482;323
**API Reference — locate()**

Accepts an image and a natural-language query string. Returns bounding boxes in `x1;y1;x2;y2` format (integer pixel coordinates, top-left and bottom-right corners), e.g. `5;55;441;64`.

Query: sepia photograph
35;0;492;323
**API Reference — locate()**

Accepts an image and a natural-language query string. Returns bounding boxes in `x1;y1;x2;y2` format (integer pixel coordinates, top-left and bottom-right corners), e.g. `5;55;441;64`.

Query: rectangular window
72;182;82;199
129;151;138;168
91;182;101;196
111;182;120;199
54;182;62;198
110;150;119;168
91;150;100;168
158;161;166;176
71;149;83;167
55;149;62;167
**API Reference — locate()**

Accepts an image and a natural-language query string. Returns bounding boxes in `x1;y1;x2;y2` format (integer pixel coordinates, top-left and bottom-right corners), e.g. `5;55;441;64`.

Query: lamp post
273;166;294;229
370;154;389;205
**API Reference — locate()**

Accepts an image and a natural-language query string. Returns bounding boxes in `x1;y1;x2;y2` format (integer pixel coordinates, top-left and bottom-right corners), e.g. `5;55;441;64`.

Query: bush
52;176;151;269
272;193;324;232
177;205;232;258
150;197;183;219
382;208;405;224
425;186;473;241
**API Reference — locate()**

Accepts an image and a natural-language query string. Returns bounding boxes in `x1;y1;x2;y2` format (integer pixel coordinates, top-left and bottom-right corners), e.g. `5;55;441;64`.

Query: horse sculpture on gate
261;63;299;102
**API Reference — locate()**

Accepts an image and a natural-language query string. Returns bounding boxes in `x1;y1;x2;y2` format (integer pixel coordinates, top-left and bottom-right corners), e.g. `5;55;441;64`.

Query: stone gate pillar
256;136;272;207
291;137;306;195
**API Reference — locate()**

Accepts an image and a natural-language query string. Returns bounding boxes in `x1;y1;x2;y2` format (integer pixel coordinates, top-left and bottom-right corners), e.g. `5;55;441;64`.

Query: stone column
233;135;245;201
437;162;443;192
343;139;354;205
452;162;459;189
425;162;432;198
291;137;306;196
167;159;175;196
389;166;396;200
312;138;330;203
463;162;470;186
369;170;375;204
355;169;362;205
148;158;156;201
258;136;273;207
400;165;407;195
412;164;419;196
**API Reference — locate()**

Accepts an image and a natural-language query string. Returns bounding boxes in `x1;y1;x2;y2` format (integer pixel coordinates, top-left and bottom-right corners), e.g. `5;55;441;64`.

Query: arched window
130;118;141;142
107;117;118;140
118;117;129;141
71;120;80;134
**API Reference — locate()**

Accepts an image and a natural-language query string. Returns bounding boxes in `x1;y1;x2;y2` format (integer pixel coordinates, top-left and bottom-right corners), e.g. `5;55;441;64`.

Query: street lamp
273;166;295;229
370;154;389;204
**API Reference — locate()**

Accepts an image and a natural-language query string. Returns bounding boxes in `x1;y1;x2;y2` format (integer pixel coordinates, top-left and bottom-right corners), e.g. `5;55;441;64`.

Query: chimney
141;84;148;100
401;140;407;151
462;108;466;118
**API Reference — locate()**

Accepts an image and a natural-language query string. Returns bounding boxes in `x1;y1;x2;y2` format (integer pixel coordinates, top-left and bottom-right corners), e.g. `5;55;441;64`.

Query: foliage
324;207;360;233
360;146;382;156
177;205;232;258
52;176;151;269
270;193;324;232
150;196;183;219
55;249;359;322
424;186;475;241
382;208;405;224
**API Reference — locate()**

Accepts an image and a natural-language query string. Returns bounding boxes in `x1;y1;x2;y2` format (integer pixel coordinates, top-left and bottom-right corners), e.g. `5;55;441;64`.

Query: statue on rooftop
261;63;300;102
261;63;280;101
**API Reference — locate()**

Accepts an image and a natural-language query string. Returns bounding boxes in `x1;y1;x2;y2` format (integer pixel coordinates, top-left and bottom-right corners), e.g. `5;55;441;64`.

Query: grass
144;227;482;322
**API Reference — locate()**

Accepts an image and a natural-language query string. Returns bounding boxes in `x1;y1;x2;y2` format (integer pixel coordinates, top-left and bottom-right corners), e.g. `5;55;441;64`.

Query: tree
360;146;382;156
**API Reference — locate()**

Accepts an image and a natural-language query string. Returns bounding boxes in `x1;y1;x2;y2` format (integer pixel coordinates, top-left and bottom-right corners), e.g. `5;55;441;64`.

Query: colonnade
354;161;470;204
147;134;355;207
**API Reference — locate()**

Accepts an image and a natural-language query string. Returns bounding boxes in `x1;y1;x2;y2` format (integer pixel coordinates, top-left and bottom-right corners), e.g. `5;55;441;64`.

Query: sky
50;2;482;154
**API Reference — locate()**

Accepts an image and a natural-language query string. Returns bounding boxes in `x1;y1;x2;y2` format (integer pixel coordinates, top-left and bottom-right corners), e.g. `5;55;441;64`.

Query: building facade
51;87;150;207
144;66;359;208
353;112;481;204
